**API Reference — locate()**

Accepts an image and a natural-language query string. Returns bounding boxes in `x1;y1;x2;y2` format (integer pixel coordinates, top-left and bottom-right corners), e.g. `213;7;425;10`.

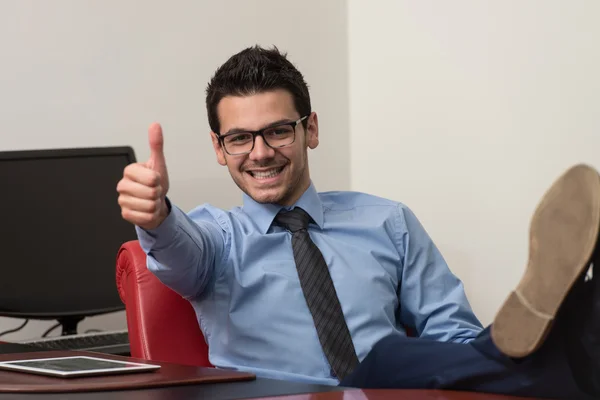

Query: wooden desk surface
255;389;544;400
0;343;547;400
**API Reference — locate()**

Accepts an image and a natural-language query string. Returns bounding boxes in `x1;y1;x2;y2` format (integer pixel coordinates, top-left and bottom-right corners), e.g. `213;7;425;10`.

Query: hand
117;123;170;230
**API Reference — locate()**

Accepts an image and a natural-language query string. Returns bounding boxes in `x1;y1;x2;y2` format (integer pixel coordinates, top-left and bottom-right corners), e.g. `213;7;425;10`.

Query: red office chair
115;240;212;367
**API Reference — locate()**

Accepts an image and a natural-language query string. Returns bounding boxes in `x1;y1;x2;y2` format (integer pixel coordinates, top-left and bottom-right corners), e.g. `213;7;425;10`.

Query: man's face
211;89;319;206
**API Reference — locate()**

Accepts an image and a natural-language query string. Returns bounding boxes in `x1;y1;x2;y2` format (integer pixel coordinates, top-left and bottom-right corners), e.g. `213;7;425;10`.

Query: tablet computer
0;355;161;378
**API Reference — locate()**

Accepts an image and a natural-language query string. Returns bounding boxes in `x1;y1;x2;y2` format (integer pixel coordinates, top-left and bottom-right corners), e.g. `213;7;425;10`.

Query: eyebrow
223;118;295;135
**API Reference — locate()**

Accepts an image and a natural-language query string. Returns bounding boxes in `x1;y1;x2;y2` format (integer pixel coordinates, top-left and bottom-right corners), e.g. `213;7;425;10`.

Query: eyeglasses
217;115;309;156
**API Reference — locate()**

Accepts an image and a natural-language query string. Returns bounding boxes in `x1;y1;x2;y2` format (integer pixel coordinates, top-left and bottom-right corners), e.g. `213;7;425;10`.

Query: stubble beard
234;156;309;206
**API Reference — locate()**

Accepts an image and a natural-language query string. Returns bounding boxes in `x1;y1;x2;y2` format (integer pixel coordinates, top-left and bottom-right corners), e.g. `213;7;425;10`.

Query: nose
249;136;275;161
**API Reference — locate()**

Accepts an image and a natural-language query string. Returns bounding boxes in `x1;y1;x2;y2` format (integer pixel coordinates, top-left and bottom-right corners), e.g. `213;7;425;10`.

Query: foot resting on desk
342;164;600;399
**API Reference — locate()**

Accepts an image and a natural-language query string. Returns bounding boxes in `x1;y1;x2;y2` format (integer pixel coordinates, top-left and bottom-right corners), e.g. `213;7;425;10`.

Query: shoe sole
491;164;600;358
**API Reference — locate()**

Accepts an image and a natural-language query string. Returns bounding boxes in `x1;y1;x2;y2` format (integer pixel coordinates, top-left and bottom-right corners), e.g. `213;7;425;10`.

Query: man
117;46;599;399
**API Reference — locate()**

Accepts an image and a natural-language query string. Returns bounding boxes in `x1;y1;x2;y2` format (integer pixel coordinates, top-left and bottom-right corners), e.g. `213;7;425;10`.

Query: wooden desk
0;379;343;399
0;343;342;399
0;343;546;400
0;388;547;400
254;389;545;400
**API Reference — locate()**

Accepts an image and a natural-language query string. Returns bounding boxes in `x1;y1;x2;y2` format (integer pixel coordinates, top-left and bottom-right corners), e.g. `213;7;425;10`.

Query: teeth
252;167;282;179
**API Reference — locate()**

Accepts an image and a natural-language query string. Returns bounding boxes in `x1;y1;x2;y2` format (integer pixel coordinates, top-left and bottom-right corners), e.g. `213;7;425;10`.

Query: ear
306;112;319;150
210;132;227;166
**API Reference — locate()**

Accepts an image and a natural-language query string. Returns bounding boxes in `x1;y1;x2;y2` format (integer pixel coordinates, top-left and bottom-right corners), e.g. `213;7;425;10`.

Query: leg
341;326;593;399
567;253;600;396
343;165;600;399
490;163;600;398
342;275;597;399
492;164;600;358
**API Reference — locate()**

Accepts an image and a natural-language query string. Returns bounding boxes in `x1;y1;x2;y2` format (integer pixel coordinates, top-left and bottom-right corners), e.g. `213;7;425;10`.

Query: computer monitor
0;146;138;335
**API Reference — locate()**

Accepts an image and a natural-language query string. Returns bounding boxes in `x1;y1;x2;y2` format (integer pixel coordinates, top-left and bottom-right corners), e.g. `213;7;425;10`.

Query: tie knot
275;207;312;233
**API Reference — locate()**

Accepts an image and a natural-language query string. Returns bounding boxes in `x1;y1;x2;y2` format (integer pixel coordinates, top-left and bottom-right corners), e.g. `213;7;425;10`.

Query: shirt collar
242;182;324;234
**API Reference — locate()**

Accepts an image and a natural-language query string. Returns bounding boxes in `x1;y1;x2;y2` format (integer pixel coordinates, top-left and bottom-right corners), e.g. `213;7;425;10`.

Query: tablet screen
0;356;160;378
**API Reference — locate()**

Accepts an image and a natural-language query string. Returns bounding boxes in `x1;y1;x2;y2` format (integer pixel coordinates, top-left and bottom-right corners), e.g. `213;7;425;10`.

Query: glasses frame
216;115;309;156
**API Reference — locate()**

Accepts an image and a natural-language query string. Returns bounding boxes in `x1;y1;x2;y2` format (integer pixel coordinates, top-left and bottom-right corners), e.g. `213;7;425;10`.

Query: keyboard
21;330;130;355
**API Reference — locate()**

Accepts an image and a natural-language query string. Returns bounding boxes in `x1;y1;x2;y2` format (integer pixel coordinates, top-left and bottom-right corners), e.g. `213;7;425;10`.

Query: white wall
0;0;349;340
3;0;598;340
349;0;600;325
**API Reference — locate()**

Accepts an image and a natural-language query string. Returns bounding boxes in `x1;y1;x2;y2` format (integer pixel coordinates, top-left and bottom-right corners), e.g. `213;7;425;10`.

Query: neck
279;176;311;206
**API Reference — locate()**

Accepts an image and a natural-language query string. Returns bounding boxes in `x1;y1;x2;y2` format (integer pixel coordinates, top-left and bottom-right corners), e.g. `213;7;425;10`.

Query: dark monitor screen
0;147;137;318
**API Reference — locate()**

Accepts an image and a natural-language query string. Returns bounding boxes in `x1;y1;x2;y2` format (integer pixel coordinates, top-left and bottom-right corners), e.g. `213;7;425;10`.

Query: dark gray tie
275;207;359;380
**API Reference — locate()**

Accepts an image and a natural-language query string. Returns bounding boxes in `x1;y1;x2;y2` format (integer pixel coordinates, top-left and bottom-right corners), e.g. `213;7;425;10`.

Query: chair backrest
116;240;211;367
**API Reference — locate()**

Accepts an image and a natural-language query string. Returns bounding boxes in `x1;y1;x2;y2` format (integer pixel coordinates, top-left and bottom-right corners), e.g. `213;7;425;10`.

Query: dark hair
205;45;311;134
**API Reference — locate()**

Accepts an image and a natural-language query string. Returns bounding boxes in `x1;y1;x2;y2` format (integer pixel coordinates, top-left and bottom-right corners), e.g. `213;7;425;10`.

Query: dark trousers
340;326;592;399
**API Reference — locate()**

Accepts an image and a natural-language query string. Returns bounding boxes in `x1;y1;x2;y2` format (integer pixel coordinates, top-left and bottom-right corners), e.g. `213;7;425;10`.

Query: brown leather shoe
491;164;600;358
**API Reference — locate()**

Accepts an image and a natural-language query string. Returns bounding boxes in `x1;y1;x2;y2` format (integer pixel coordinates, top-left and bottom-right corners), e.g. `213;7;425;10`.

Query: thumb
147;122;167;174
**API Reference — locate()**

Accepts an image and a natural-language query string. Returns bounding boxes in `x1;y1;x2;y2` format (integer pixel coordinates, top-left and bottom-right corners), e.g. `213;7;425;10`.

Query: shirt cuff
136;197;179;253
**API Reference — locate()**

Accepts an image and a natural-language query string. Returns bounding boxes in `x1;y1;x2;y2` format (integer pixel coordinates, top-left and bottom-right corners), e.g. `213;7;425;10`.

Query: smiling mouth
247;166;285;180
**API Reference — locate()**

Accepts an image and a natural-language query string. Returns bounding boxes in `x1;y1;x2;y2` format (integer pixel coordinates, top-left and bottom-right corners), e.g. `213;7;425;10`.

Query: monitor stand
57;316;84;336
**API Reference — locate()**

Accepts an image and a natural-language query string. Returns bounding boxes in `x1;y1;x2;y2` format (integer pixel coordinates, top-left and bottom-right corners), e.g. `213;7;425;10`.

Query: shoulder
319;190;415;224
318;190;421;229
318;190;407;211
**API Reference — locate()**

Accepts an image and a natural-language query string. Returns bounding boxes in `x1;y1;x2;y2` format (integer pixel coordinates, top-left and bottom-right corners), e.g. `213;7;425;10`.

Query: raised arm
116;123;226;298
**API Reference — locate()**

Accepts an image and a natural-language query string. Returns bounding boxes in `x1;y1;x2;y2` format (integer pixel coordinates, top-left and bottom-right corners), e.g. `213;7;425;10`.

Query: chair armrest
116;240;211;367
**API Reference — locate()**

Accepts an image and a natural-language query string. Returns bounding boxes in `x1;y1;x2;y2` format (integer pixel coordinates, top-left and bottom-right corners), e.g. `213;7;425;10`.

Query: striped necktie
275;207;359;379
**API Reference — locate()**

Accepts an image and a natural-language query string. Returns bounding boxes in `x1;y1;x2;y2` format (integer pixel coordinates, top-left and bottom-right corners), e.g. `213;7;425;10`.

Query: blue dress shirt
136;183;483;385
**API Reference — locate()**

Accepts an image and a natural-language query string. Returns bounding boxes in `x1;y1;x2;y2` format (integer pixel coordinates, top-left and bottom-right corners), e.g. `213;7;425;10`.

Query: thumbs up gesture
117;123;170;230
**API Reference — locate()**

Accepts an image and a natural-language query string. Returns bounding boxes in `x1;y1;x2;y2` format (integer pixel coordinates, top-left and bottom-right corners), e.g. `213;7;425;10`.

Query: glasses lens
223;133;254;155
263;125;295;148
